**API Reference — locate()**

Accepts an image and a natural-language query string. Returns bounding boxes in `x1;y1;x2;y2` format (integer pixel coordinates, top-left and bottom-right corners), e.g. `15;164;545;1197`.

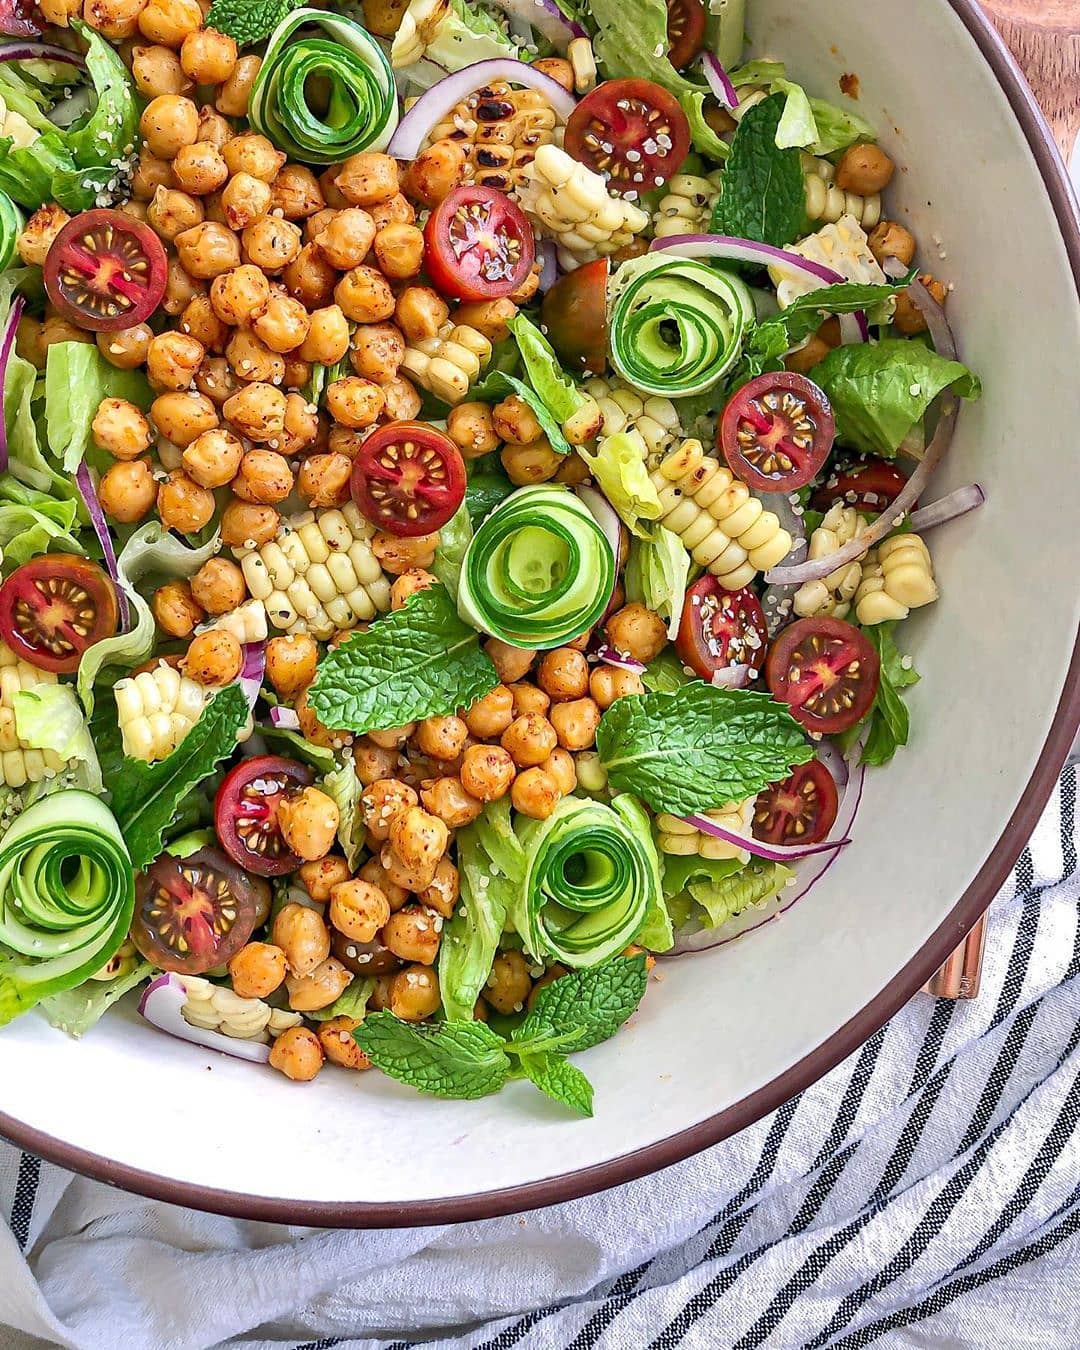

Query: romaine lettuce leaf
392;0;518;73
0;478;83;568
578;431;662;537
431;501;474;600
39;959;153;1038
45;342;152;474
321;760;364;869
625;526;691;639
13;683;102;793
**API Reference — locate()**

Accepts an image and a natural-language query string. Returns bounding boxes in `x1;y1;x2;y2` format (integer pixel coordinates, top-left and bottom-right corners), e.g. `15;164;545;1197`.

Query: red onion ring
239;642;265;712
488;0;586;50
760;489;808;637
75;460;130;629
701;52;739;110
594;644;645;674
537;239;558;293
0;40;85;64
139;973;272;1064
0;294;24;475
908;483;985;533
680;812;849;862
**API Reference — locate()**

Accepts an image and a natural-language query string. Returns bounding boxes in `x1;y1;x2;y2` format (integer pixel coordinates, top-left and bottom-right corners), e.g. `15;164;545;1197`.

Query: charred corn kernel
582;377;683;467
198;598;268;646
800;153;882;230
855;532;938;625
568;37;597;94
426;80;559;196
401;321;492;405
0;642;65;789
235;502;391;639
114;662;213;763
650;440;793;589
180;975;302;1042
651;171;723;241
770;215;887;308
518;144;649;271
793;503;870;620
656;798;754;862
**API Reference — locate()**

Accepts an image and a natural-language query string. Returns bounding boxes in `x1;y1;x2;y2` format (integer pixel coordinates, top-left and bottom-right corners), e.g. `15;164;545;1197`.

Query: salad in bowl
0;0;982;1115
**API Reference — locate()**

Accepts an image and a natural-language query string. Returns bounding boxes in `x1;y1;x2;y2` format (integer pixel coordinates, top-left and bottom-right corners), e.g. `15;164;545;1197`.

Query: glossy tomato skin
351;421;466;537
810;458;909;514
675;576;768;680
131;846;270;975
565;79;691;194
0;555;119;674
215;755;314;877
540;257;609;376
753;760;839;846
423;185;535;302
720;371;836;493
766;616;880;735
43;208;167;332
666;0;706;69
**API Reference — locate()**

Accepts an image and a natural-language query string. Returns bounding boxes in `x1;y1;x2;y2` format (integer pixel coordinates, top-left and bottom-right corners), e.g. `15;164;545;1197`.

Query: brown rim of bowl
2;0;1079;1229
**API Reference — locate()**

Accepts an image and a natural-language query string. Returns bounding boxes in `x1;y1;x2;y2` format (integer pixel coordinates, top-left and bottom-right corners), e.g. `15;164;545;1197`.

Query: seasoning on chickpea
277;786;341;862
329;879;391;943
335;264;396;324
605;603;668;665
298;304;350;365
157;469;216;534
175;221;242;279
139;94;199;160
446;402;500;459
286;957;353;1012
242;216;303;273
227;942;286;1000
182;629;243;686
216;53;262;118
485;950;533;1015
484;637;536;686
272;901;331;977
97;324;153;371
223;382;287;442
334;151;399;206
502;712;559;768
389;964;441;1021
152;579;204;637
318;1015;372;1070
220;499;280;548
191;558;246;614
459;744;516;802
420;777;483;828
382;903;442;966
98;459;157;524
92;398;152;459
181;427;244;488
269;1025;324;1081
221;172;272;231
511;765;560;819
298;855;351;903
589;665;645;710
325;375;385;429
297;453;352;508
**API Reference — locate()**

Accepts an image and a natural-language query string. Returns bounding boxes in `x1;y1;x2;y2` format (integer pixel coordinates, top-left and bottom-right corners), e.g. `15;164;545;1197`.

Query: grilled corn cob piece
800;153;882;230
426;81;559;196
656;799;754;863
401;320;492;405
235;502;391;639
582;377;683;467
198;598;267;645
181;975;303;1042
651;171;724;241
114;662;212;763
770;214;887;308
793;504;870;620
0;642;65;788
855;532;937;625
650;440;793;590
518;144;650;271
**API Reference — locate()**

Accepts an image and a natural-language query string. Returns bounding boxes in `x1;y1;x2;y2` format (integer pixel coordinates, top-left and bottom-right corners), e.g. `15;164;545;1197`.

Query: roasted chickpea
131;43;190;97
298;854;351;903
537;648;589;701
220;171;272;231
92;397;151;459
894;274;948;335
231;448;293;504
388;805;448;880
453;297;517;343
282;355;312;391
179;295;229;353
283;242;338;309
325;375;385;429
151;390;218;447
182;629;242;685
223;382;287;442
137;0;201;45
389;567;435;610
389;964;441;1021
785;334;831;376
175;221;241;279
40;314;93;351
312;206;375;268
147;331;205;391
361;0;407;35
367;724;413;750
298;304;350;365
140;94;199;158
180;26;237;83
161;256;203;316
152;578;204;636
180;427;242;489
228;941;286;999
589;665;644;710
100;463;156;524
265;163;323;221
278;786;340;863
420;776;482;828
382;903;442;965
39;0;79;25
868;219;917;268
334;265;396;324
493;394;542;446
501;712;558;768
294;451;347;506
196;106;232;150
413;858;455;920
509;682;549;717
605;603;668;665
335;151;399;206
261;633;316;700
268;1025;324;1080
242;216;302;273
446;402;499;458
382;375;422;422
329;879;390;943
543;747;576;795
371;222;424;279
368;193;415;231
318;1015;371;1069
501;438;562;486
226;328;285;385
14;317;44;370
485;950;532;1015
220;499;279;548
549;697;600;752
459;744;515;802
464;683;514;739
402;139;466;208
509;265;540;306
157;469;216;534
216;53;261;117
286;956;353;1012
835;142;895;195
190;557;245;614
222;132;285;183
209;263;269;327
360;777;418;844
394;285;448;343
272;901;331;976
278;391;320;455
371;531;438;575
484;637;535;686
555;454;590;487
252;293;310;355
295;683;351;750
350;739;395;789
16;204;70;267
171;141;229;196
97;323;153;370
511;766;560;819
131;148;174;201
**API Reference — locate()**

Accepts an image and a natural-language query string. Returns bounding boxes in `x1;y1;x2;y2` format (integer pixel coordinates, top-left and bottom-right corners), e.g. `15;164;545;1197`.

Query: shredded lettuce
0;478;83;569
625;526;691;639
45;342;152;474
13;683;102;793
506;313;587;425
729;60;877;155
431;501;474;600
321;760;364;869
578;431;663;537
306;976;376;1023
661;853;791;927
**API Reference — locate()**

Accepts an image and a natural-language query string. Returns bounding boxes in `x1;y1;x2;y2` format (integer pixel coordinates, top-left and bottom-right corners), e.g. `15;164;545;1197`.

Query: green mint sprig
204;0;293;46
710;93;808;247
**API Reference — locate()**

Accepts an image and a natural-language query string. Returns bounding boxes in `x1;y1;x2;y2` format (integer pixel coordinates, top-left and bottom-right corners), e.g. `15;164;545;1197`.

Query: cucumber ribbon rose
0;789;134;1024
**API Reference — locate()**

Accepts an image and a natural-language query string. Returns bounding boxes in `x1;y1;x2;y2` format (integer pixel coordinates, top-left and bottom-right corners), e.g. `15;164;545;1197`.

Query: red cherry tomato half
810;457;910;514
675;575;768;680
766;616;880;735
540;257;609;376
720;371;836;493
0;554;119;674
131;846;270;976
565;79;692;194
423;185;535;302
0;0;41;37
666;0;706;69
43;208;167;332
753;760;839;847
214;754;315;877
351;421;466;537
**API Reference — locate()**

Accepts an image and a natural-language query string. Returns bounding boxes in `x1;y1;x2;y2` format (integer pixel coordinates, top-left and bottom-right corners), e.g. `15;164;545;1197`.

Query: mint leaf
596;683;814;816
106;683;248;869
308;584;499;735
204;0;292;45
710;94;808;247
353;1011;511;1099
514;954;648;1054
860;622;920;766
518;1052;594;1117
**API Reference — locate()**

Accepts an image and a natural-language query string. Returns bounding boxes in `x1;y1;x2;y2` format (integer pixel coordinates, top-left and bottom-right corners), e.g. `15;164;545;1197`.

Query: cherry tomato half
0;0;41;37
675;575;768;680
43;208;167;332
753;760;839;847
666;0;706;69
131;846;271;976
351;421;466;537
214;755;314;877
810;457;910;514
766;616;880;735
0;555;119;674
540;257;609;376
565;79;691;194
423;185;535;302
720;371;836;493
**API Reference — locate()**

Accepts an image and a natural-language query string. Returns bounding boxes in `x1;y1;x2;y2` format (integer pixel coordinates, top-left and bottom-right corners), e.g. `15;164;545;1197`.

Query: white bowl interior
1;0;1078;1214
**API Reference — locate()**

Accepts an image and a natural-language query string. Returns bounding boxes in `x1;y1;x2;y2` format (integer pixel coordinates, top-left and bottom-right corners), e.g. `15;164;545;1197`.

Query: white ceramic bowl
1;0;1078;1226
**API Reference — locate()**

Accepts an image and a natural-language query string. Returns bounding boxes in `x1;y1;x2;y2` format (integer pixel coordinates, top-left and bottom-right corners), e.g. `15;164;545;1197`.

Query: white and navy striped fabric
0;766;1077;1350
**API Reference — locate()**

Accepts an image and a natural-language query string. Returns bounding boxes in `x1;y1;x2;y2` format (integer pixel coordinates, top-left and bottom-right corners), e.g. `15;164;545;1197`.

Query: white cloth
0;766;1077;1350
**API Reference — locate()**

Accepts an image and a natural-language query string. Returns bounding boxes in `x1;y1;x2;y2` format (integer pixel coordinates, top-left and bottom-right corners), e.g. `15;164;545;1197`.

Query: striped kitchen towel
0;766;1076;1350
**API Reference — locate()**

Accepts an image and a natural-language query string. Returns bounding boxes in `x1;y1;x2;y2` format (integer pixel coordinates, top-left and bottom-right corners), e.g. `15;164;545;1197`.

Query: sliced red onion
388;58;576;159
701;52;739;110
489;0;586;50
269;705;300;730
538;239;558;293
651;233;847;286
908;483;985;533
760;489;808;637
681;811;849;861
75;461;130;630
0;40;85;64
594;643;645;674
138;973;271;1064
838;311;870;345
239;642;265;712
0;294;24;474
710;664;750;689
575;485;623;567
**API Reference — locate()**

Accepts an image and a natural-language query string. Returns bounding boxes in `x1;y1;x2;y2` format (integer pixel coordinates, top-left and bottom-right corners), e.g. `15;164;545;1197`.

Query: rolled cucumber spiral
249;10;399;164
608;253;754;397
510;795;662;968
457;485;615;649
0;790;134;1024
